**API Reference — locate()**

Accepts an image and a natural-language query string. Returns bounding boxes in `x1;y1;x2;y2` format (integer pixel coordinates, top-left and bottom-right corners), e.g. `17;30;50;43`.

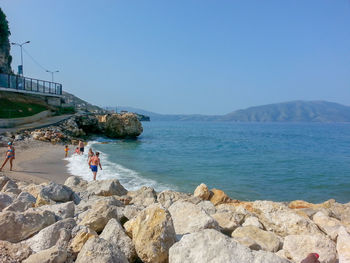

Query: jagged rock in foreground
124;203;176;263
0;175;350;263
169;229;290;263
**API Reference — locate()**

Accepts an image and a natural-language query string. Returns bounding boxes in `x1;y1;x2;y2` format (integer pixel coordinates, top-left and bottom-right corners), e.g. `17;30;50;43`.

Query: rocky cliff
0;8;12;74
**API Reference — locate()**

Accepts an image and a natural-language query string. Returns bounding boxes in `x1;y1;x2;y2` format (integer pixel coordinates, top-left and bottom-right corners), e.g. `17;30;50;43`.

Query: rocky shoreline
0;112;143;146
0;173;349;263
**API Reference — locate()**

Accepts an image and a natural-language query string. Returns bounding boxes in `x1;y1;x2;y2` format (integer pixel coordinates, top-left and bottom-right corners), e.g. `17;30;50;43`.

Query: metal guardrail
0;73;62;96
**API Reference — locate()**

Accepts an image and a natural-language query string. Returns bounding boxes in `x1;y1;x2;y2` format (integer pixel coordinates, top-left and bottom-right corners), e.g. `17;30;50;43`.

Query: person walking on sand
78;140;84;155
88;152;102;180
0;142;15;172
64;145;70;158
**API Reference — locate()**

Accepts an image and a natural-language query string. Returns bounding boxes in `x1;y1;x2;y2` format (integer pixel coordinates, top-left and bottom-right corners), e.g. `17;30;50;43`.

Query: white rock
313;211;343;240
128;186;157;207
87;179;127;196
157;190;192;209
23;246;67;263
283;234;337;263
168;200;219;238
169;229;290;263
212;211;242;235
124;203;176;263
100;218;137;262
197;200;216;215
242;216;264;229
337;226;350;263
194;183;210;200
39;182;75;202
3;192;36;212
23;218;76;253
75;237;128;263
253;201;322;237
0;209;56;242
0;192;13;211
33;201;75;220
231;226;281;252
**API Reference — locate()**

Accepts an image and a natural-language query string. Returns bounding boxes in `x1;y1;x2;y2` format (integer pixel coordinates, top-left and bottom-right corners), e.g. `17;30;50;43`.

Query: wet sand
0;140;71;184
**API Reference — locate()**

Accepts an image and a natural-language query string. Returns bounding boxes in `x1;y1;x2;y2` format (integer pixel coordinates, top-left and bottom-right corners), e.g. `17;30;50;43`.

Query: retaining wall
0;110;51;128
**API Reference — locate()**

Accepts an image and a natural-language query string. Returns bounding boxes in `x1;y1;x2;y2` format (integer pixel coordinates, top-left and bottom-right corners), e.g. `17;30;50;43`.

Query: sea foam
65;141;172;191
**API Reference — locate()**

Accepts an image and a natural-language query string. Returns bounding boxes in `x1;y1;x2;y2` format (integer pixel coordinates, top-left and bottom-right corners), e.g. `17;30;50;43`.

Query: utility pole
11;41;30;76
46;70;59;82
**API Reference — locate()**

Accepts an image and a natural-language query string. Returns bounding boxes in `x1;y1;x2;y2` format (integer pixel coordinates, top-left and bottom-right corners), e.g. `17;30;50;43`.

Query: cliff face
0;8;12;74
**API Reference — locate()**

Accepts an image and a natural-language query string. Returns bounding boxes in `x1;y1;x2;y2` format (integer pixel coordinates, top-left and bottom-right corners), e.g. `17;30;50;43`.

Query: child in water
64;145;69;158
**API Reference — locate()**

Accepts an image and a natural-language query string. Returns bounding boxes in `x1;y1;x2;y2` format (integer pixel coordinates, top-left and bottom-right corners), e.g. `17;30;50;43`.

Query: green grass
53;106;76;116
0;98;48;118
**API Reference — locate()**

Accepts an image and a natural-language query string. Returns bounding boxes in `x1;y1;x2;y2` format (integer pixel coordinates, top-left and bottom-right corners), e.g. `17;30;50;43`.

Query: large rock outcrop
103;113;143;138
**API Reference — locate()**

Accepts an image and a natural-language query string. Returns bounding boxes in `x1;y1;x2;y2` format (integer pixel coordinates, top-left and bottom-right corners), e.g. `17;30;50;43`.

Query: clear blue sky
1;0;349;114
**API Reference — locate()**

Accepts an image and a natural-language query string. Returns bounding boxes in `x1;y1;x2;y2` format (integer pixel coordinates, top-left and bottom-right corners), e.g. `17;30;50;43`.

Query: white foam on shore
65;141;172;192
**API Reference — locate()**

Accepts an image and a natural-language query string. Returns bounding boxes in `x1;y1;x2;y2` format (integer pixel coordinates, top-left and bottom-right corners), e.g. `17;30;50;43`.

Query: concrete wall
0;110;51;128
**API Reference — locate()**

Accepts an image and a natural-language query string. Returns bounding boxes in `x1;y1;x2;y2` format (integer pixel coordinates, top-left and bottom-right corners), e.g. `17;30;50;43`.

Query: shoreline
0;140;71;184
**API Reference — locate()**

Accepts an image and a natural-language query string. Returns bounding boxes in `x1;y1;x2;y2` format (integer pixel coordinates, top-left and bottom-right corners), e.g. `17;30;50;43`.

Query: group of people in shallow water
64;140;102;181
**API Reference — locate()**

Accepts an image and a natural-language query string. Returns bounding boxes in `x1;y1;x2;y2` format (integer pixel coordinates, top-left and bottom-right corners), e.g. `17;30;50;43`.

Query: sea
66;121;350;203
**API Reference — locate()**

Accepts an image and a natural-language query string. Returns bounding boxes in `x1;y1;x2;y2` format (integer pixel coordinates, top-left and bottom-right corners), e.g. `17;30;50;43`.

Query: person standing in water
78;140;84;155
88;152;102;180
0;142;15;171
87;148;94;165
64;145;70;158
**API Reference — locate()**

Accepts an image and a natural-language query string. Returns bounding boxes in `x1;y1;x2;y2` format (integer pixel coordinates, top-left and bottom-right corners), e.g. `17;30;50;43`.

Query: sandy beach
0;140;71;184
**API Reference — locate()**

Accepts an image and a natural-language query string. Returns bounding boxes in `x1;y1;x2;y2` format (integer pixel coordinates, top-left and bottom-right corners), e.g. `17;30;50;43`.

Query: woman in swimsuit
0;142;15;171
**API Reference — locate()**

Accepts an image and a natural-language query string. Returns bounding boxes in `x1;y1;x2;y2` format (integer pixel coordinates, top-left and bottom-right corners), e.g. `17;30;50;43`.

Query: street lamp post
46;70;59;82
11;41;30;76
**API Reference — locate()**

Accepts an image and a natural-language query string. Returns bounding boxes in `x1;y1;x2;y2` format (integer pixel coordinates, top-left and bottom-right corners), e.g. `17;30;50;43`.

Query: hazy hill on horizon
118;101;350;122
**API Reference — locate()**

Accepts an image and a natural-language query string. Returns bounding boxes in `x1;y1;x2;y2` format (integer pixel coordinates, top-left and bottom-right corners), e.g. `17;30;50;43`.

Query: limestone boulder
3;192;36;212
39;182;75;203
104;113;143;138
0;175;10;190
87;179;127;197
194;183;210;200
22;183;44;198
283;234;336;263
75;237;128;263
231;226;281;252
337;226;350;263
78;200;119;232
242;216;264;229
288;199;334;209
124;204;176;263
2;179;21;195
128;186;157;207
157;190;192;209
312;211;342;240
100;218;137;262
122;204;142;220
0;192;13;211
0;209;56;242
168;200;219;237
169;229;290;263
69;227;98;254
252;201;322;237
212;211;243;235
0;240;32;263
197;200;216;215
34;201;75;220
23;246;67;263
64;176;88;192
23;218;76;253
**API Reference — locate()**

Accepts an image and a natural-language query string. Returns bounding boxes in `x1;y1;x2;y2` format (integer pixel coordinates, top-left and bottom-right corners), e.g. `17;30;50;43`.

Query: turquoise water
89;121;350;203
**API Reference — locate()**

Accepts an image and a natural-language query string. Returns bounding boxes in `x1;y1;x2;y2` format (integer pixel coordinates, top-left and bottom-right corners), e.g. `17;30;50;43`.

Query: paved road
0;114;73;134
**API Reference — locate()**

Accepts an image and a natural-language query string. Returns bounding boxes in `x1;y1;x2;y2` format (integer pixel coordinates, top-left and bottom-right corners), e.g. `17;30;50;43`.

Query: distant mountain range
118;101;350;122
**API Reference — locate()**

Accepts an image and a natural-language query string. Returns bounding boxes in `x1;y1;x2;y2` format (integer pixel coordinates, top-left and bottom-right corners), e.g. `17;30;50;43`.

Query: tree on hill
0;7;12;74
